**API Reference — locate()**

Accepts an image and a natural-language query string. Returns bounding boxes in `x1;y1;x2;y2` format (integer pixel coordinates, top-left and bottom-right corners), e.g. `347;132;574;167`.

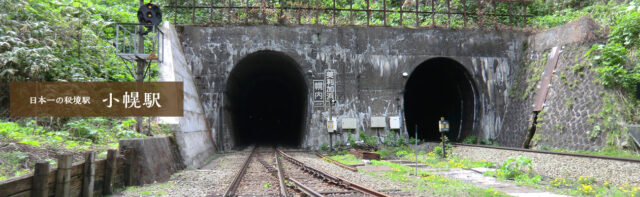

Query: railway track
219;146;392;197
450;142;640;163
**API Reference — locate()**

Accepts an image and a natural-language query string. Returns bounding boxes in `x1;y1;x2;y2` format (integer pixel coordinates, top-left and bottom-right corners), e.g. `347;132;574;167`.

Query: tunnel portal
225;51;308;147
404;58;476;142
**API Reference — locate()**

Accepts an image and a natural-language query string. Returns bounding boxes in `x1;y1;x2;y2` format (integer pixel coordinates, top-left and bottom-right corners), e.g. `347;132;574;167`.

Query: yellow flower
580;184;595;195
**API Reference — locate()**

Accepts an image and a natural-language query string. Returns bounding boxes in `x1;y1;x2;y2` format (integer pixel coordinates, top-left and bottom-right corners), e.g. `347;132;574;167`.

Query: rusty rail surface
223;146;256;197
274;152;289;197
256;150;323;197
451;143;640;163
315;152;358;172
287;178;325;197
277;150;391;197
162;0;531;29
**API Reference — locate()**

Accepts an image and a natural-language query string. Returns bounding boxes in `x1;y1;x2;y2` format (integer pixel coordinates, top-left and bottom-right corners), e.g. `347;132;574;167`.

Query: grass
364;160;509;197
537;145;640;160
327;154;361;165
480;157;640;196
329;146;495;170
0;118;171;181
393;148;495;169
506;174;640;196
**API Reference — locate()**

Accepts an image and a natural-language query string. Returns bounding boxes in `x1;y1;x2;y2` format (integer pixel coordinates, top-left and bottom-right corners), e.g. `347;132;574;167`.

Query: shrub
493;156;533;180
347;132;355;146
462;135;477;144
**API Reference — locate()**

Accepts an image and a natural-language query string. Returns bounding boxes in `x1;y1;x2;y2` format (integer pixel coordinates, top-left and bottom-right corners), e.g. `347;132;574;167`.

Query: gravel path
119;147;253;196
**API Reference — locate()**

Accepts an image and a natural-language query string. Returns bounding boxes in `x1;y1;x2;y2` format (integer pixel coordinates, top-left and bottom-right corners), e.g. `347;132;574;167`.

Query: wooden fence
0;148;136;197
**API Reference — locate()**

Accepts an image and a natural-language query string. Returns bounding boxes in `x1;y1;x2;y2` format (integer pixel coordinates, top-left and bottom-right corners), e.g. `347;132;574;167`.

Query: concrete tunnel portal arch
225;50;308;147
404;58;477;142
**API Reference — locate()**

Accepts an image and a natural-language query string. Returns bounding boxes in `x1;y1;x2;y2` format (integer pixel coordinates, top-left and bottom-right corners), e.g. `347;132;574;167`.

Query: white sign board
341;118;357;130
327;117;337;133
371;116;386;128
325;69;336;102
389;116;401;129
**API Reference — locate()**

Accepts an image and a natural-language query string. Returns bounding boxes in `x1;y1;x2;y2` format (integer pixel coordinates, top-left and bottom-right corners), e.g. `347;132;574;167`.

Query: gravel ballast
287;152;422;196
451;145;640;186
120;148;253;196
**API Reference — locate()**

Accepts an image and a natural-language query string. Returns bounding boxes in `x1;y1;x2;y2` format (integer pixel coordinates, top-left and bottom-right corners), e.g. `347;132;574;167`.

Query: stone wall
498;17;612;151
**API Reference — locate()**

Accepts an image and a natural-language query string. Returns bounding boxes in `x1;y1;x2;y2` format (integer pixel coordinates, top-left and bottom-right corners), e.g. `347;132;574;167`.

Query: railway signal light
438;117;450;133
438;117;449;159
137;3;162;26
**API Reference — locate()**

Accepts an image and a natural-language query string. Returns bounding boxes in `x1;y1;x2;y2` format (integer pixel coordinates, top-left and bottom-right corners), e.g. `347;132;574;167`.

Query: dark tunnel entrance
225;51;308;147
403;58;476;142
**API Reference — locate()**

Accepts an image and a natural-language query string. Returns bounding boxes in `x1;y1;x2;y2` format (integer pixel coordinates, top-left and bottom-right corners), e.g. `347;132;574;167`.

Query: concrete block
119;136;184;185
174;130;216;168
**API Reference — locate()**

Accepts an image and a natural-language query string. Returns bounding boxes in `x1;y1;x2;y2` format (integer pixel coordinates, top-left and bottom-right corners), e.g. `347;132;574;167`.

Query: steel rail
287;177;325;197
223;146;256;197
451;143;640;163
256;151;324;197
277;150;391;197
274;152;289;197
314;152;358;172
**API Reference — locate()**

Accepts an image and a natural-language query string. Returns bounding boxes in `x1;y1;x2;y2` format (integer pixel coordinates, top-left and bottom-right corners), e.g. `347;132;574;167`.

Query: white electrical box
389;116;401;129
341;118;357;130
371;116;386;128
327;117;337;133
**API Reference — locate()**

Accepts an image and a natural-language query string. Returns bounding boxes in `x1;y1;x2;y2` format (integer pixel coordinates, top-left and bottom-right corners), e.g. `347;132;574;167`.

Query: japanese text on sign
324;69;336;102
313;80;324;107
11;82;183;117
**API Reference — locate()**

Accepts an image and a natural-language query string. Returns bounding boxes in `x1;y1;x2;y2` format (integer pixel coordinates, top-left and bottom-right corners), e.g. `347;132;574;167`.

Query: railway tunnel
404;58;477;142
225;50;308;147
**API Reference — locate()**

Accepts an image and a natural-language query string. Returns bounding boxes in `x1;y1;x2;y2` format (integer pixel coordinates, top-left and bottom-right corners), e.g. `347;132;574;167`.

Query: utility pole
136;0;147;135
329;99;333;152
414;125;418;176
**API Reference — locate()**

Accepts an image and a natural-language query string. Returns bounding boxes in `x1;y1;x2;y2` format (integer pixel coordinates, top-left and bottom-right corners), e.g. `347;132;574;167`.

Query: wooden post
103;149;119;195
125;147;136;186
366;0;370;26
55;154;73;197
82;151;95;197
32;161;50;197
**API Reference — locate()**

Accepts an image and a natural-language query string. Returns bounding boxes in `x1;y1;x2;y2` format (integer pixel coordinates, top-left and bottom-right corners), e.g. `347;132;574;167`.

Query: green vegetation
0;118;171;181
484;156;541;185
0;0;164;111
482;156;640;196
327;153;361;165
0;0;171;182
364;160;508;196
358;130;379;147
462;135;477;144
540;145;640;160
165;0;531;29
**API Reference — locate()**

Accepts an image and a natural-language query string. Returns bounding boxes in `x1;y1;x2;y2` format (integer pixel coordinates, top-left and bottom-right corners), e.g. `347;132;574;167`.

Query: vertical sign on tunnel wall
325;69;336;103
313;80;324;107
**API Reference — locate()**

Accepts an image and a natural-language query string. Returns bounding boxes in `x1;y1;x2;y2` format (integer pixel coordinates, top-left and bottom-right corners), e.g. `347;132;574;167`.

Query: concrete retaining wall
179;25;529;149
158;23;217;168
119;136;184;185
